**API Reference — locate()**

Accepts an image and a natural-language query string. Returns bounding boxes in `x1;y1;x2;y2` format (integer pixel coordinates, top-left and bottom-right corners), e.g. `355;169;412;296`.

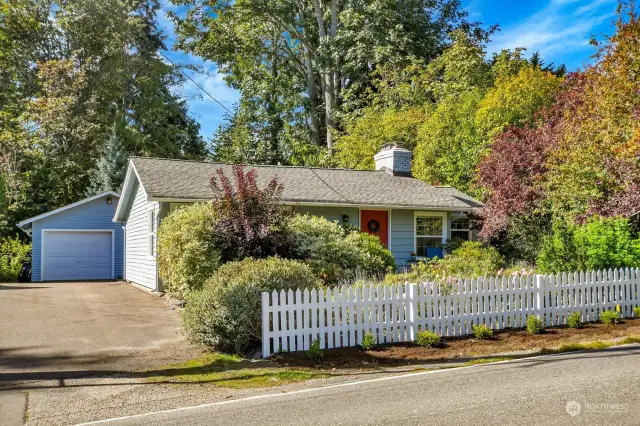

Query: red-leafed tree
478;74;587;240
479;3;640;260
210;165;292;261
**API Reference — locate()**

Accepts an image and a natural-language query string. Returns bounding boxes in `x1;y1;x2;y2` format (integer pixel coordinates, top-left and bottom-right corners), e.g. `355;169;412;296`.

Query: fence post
535;274;545;323
407;283;418;342
261;291;270;358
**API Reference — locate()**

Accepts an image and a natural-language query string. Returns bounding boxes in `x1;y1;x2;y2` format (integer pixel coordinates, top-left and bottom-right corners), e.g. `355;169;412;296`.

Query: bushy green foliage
416;331;441;347
334;106;426;170
288;215;356;282
344;232;395;276
361;332;376;350
288;215;394;283
438;242;504;278
526;315;544;334
634;307;640;318
0;236;31;281
600;310;620;325
537;217;640;273
306;339;323;360
567;311;583;329
157;203;220;297
413;90;485;197
479;7;640;254
182;258;320;354
472;324;493;339
384;241;504;284
475;66;562;138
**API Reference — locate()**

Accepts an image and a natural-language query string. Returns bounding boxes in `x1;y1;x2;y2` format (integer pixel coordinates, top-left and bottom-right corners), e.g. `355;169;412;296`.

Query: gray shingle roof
131;157;483;210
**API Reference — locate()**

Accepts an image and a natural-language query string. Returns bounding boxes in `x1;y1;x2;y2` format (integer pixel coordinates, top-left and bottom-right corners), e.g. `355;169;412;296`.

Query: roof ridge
131;156;396;174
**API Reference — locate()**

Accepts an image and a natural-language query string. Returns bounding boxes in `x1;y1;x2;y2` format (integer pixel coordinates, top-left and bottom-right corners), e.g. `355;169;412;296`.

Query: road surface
83;346;640;425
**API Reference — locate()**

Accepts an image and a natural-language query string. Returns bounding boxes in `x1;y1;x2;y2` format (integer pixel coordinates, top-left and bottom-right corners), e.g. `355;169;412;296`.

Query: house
17;191;124;282
113;144;483;292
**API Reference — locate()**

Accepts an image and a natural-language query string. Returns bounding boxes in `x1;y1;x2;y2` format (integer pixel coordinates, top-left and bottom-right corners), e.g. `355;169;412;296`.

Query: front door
360;210;389;247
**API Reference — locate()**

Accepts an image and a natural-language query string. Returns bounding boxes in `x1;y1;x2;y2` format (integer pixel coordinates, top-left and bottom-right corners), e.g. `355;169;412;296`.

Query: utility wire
158;50;233;114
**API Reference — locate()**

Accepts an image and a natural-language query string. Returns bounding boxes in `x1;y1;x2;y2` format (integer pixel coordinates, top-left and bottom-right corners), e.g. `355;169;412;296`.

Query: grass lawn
143;353;331;388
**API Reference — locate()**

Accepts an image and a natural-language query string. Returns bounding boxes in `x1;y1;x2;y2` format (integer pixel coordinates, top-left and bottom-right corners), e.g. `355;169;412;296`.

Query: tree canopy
0;0;206;236
172;0;485;163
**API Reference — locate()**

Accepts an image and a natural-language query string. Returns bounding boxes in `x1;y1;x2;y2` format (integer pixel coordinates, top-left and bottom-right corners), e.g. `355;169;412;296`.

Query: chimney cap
379;142;409;152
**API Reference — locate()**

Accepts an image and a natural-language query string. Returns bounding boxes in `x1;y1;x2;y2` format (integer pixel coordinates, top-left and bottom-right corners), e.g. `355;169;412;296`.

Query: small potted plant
410;251;417;261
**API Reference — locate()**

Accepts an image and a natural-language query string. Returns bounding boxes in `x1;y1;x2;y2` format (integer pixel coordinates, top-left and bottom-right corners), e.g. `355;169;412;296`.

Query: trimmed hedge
157;203;220;297
182;257;321;354
288;214;395;283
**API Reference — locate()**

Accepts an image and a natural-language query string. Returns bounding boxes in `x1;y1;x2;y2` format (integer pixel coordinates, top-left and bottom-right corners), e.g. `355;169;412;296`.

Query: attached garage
17;192;124;282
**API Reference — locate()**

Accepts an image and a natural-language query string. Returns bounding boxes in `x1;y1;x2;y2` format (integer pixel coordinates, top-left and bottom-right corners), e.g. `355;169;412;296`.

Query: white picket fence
261;267;640;358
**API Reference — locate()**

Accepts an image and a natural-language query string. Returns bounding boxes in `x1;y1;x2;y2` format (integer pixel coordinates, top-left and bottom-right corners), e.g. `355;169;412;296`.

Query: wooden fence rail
261;267;640;358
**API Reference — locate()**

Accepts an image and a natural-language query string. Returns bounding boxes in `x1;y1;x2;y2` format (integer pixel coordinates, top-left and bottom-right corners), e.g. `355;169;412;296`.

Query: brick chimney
374;143;412;177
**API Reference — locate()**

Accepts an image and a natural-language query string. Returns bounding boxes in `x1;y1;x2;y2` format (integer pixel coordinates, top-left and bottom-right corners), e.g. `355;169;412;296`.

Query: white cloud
487;0;617;65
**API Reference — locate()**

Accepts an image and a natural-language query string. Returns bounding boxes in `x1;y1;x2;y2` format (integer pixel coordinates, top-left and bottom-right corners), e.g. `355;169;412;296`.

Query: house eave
146;196;482;212
113;161;144;223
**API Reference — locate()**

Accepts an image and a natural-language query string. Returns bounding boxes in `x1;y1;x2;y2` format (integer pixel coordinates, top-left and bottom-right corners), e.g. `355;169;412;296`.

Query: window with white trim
148;209;157;257
451;217;471;241
415;215;443;257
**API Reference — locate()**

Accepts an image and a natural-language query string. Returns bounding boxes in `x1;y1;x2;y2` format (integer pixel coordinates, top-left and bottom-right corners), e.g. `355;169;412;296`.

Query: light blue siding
31;195;124;281
293;206;453;270
390;209;414;267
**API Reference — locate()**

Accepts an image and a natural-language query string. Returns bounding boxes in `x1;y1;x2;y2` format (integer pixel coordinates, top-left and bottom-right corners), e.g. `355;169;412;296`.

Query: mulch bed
271;319;640;369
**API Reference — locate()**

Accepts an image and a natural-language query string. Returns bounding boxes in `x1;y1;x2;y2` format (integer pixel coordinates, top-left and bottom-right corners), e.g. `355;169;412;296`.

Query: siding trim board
41;229;115;281
123;181;159;291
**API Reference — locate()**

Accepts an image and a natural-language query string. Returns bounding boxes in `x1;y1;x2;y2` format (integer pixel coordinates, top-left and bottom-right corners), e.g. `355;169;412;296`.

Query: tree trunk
313;0;339;151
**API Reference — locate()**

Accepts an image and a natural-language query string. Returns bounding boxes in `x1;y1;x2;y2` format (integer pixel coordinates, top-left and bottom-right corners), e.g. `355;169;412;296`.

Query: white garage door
43;231;112;281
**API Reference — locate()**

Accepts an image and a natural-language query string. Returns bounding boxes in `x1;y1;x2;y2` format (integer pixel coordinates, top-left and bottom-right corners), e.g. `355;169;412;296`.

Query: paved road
84;346;640;426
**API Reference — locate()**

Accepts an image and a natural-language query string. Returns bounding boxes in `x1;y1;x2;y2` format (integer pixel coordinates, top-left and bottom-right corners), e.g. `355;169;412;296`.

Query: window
451;217;471;241
415;215;443;257
148;209;157;258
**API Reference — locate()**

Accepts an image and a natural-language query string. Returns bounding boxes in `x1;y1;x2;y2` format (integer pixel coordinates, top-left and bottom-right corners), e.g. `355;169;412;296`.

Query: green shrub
361;332;376;350
385;241;503;284
472;324;493;339
344;231;395;276
537;217;640;273
0;236;31;281
600;310;620;325
634;307;640;318
157;203;220;297
526;315;544;334
567;311;583;329
182;257;320;354
288;215;356;283
306;338;323;360
416;330;441;347
288;215;394;283
439;241;504;278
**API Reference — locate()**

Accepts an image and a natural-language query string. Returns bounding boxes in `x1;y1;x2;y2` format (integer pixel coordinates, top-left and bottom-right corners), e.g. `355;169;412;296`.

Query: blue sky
158;0;621;140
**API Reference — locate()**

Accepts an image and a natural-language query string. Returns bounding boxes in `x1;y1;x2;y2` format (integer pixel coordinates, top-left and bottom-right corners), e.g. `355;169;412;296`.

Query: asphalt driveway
0;281;194;378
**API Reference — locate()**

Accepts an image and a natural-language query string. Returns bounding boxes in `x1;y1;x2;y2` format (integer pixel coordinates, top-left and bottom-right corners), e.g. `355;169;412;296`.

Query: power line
158;50;233;114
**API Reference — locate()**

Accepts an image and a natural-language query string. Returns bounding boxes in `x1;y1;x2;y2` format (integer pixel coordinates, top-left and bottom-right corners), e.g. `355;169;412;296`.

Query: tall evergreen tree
87;127;129;195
